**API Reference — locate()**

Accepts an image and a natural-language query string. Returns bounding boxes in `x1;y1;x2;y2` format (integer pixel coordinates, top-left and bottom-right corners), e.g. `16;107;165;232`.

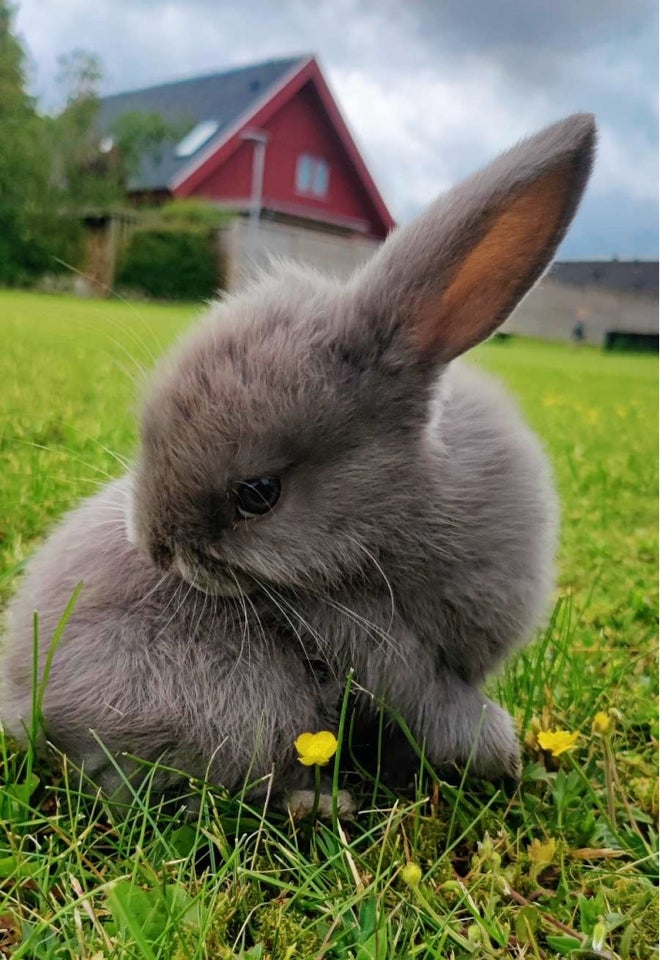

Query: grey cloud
14;0;658;257
394;0;655;54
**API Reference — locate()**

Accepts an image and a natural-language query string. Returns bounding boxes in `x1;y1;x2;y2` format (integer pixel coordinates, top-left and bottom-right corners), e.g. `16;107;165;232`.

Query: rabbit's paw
286;788;355;820
470;700;521;782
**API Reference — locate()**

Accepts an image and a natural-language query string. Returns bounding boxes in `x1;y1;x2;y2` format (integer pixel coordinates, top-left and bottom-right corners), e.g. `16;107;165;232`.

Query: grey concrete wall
221;216;381;290
221;221;657;348
503;279;658;346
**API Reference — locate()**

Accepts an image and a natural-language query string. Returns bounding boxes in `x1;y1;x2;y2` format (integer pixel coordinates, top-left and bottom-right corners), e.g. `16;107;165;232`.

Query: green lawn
0;289;657;959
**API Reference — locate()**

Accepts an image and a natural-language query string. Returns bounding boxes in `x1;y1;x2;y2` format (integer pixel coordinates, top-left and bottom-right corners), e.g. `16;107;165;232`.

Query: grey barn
503;259;658;349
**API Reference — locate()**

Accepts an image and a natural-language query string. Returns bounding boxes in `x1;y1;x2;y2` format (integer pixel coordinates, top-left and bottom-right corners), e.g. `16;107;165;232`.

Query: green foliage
0;21;98;283
50;49;126;210
158;197;234;230
116;226;221;300
0;19;200;286
110;110;188;181
0;295;657;958
0;2;56;283
0;209;85;287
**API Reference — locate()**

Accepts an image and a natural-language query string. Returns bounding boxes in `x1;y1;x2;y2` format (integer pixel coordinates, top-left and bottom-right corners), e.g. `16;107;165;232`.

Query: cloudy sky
16;0;658;258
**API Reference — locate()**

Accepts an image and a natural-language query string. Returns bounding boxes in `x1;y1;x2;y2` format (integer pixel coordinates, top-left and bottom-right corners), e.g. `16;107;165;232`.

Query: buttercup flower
400;862;422;887
592;711;614;736
537;728;580;757
295;730;338;766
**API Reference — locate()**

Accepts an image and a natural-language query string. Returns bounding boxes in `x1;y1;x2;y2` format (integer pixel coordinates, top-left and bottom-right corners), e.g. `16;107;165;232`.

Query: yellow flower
537;728;580;757
400;862;422;887
592;711;614;736
528;836;557;865
295;730;338;766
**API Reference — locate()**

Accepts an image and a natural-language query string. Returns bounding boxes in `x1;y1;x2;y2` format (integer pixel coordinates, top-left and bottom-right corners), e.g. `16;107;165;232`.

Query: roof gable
189;80;386;235
172;57;395;235
97;57;306;191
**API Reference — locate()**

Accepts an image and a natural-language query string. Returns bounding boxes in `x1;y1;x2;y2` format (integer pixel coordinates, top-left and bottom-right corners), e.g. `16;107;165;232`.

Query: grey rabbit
0;114;596;813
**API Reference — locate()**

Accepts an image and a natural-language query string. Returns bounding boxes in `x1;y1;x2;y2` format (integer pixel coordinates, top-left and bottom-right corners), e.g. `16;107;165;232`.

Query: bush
0;210;48;286
36;212;85;276
157;198;233;230
115;226;220;300
0;210;84;287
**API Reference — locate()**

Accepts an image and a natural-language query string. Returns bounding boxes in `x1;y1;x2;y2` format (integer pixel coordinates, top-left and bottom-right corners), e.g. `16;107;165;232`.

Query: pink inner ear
411;163;574;362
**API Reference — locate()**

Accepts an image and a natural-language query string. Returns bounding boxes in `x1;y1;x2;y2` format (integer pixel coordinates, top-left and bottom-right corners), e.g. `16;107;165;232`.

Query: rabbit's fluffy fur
0;114;596;806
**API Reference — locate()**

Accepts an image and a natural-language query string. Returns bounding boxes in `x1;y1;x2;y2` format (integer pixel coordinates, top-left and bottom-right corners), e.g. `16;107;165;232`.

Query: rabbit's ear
353;114;596;364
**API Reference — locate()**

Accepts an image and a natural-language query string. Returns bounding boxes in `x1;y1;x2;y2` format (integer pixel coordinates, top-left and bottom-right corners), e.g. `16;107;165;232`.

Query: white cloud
593;124;658;201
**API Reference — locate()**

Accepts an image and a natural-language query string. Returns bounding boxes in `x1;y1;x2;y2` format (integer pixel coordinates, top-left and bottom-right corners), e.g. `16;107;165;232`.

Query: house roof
549;260;658;297
97;56;395;237
98;57;306;192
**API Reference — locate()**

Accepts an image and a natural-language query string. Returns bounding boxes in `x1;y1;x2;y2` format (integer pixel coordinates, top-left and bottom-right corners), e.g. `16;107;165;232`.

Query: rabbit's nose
150;540;174;570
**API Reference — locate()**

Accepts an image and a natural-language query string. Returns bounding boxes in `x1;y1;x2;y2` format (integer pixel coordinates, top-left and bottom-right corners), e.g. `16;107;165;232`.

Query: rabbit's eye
234;477;281;518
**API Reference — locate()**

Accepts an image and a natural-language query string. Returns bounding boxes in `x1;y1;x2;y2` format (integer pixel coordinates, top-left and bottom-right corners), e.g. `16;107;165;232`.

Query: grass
0;288;657;959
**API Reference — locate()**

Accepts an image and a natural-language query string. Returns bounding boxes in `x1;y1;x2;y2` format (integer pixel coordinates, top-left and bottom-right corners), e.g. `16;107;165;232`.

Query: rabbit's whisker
50;420;131;471
254;580;324;679
343;534;396;634
133;571;174;611
317;593;406;665
154;579;194;640
226;569;256;682
13;440;118;482
261;583;340;682
192;583;210;640
53;256;166;364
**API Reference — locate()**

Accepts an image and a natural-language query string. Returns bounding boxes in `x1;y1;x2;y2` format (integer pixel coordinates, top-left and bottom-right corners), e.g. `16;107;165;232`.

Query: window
296;154;313;192
295;154;330;197
313;159;329;196
175;120;220;158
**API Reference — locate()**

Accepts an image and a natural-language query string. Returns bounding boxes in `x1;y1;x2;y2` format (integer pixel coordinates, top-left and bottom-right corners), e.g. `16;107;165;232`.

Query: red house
99;56;394;284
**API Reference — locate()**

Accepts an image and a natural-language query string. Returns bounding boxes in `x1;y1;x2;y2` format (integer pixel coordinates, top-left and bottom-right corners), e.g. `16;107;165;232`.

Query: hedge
116;226;220;300
0;210;84;287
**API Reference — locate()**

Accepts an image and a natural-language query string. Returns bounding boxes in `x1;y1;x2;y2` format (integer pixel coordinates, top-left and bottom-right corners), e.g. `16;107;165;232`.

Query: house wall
192;81;385;238
222;216;380;291
194;139;255;199
503;278;658;346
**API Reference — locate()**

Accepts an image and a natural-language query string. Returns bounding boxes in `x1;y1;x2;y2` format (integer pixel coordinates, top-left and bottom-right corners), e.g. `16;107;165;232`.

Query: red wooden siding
187;81;387;239
193;138;255;199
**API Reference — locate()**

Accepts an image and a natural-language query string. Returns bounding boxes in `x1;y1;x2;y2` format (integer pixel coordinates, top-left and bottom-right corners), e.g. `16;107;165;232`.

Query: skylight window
175;120;220;158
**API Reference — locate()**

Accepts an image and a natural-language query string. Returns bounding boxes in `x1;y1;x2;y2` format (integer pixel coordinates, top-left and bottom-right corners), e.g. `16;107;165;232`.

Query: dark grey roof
98;56;307;191
548;260;658;297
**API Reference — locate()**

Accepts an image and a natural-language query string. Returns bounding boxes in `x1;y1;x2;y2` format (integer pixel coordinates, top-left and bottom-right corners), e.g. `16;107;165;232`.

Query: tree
0;16;198;286
0;0;54;281
52;51;186;207
110;110;187;187
52;49;122;209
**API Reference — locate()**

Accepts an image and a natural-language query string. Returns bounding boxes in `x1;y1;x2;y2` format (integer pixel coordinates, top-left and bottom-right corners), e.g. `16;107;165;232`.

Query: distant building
503;260;659;349
98;56;394;289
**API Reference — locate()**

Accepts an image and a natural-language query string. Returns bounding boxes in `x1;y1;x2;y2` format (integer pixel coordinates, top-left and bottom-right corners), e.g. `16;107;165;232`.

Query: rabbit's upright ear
352;114;596;364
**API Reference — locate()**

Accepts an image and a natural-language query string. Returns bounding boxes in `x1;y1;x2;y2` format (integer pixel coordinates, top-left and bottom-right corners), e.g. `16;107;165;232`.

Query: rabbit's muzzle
173;550;253;597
